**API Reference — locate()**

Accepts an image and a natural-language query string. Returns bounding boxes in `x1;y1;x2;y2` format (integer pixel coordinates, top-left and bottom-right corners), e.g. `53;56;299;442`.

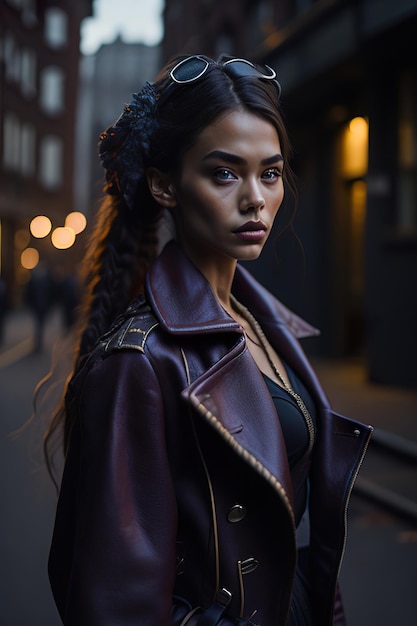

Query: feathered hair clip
98;81;159;209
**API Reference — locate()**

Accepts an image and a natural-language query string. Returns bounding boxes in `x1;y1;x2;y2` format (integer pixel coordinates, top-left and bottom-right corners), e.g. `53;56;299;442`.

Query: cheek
270;185;285;214
278;188;285;209
174;193;216;235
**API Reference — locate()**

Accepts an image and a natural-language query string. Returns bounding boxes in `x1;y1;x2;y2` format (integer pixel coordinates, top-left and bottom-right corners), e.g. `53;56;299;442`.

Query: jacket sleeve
48;350;178;625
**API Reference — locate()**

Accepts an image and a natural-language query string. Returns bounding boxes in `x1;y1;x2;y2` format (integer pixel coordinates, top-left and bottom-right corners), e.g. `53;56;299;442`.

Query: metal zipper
230;296;315;456
283;386;315;456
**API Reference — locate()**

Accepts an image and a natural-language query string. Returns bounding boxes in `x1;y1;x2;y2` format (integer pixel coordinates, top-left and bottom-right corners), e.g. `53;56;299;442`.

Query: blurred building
163;0;417;390
76;38;161;216
0;0;92;304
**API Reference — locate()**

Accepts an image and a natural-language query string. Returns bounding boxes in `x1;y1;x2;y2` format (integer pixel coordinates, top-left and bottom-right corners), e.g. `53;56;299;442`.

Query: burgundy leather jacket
49;242;372;625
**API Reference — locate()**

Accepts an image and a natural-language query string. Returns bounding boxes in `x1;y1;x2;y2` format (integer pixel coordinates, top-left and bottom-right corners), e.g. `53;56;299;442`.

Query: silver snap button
240;557;259;574
353;429;360;437
228;504;247;523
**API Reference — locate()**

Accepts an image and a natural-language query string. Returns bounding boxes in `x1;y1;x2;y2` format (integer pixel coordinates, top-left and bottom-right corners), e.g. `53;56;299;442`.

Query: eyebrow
202;150;283;166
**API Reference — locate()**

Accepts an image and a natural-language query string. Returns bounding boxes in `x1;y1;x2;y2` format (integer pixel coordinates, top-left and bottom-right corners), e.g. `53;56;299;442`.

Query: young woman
46;55;372;626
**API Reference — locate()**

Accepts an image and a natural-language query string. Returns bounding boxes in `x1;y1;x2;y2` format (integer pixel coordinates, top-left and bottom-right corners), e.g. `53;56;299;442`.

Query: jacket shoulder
66;300;159;408
102;298;160;354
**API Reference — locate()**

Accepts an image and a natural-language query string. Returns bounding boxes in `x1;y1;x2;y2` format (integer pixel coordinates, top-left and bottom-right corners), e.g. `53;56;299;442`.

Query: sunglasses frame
169;56;210;84
169;55;278;88
222;57;277;81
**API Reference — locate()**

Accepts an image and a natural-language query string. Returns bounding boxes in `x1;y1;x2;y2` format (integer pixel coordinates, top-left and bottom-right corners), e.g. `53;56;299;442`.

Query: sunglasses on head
169;55;281;98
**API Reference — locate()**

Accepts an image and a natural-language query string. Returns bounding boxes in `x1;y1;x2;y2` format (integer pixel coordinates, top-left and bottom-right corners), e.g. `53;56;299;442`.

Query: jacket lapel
145;241;326;513
232;263;330;410
146;241;239;334
181;339;296;519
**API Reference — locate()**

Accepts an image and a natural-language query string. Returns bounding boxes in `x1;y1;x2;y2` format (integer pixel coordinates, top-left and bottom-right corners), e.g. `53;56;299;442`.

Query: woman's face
171;109;285;271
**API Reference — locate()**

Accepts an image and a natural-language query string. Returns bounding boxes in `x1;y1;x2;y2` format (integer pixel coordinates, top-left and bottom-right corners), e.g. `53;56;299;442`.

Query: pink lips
233;221;267;242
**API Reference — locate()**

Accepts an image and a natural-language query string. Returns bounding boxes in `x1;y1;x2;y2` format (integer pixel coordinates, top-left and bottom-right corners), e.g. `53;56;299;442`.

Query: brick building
0;0;92;303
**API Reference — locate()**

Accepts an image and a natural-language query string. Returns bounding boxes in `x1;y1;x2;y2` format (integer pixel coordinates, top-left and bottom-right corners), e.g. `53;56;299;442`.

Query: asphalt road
1;309;416;625
0;314;63;625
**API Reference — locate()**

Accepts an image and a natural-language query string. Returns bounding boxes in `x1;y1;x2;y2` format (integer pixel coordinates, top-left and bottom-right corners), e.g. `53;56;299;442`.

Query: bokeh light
342;116;368;178
65;211;87;234
30;215;52;238
21;247;39;269
51;226;76;249
349;116;368;135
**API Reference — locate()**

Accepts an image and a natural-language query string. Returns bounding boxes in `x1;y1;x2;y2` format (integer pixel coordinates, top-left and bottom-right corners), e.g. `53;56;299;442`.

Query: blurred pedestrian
54;269;80;331
24;263;54;351
45;55;373;625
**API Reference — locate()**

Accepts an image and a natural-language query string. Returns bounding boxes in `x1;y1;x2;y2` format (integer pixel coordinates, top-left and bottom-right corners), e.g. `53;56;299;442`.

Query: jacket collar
145;241;318;339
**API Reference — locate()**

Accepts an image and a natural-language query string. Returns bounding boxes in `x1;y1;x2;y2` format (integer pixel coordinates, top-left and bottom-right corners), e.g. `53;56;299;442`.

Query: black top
262;364;316;525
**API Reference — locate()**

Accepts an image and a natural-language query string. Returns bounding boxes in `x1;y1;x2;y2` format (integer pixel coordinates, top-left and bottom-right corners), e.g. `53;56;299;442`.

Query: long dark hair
44;54;297;471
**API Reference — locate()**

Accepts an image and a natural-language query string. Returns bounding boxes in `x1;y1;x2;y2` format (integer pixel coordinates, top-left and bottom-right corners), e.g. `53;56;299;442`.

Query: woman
46;55;372;626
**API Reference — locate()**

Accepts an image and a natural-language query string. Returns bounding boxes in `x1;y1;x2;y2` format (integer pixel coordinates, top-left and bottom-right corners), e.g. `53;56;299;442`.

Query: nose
239;178;265;214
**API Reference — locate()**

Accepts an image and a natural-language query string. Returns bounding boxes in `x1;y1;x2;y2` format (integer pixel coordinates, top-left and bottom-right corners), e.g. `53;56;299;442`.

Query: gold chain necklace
231;295;315;454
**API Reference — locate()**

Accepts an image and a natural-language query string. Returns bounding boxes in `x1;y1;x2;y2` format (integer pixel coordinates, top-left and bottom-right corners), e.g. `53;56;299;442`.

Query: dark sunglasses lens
172;57;209;82
224;60;275;80
225;61;260;79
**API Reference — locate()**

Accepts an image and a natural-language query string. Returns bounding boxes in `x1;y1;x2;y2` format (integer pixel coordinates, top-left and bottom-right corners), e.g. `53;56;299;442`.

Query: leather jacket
48;241;372;626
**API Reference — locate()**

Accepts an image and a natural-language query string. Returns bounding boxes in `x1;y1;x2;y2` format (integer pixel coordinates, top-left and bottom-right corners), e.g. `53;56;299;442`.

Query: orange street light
65;211;87;234
51;226;76;249
21;247;39;269
30;215;52;238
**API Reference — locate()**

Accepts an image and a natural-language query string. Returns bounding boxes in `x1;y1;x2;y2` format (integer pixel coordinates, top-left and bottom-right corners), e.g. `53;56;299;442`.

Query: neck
198;264;237;309
177;241;238;309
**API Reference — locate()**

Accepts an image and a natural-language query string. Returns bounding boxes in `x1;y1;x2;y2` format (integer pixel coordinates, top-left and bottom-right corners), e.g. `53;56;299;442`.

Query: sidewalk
311;358;417;523
0;306;65;366
312;358;417;446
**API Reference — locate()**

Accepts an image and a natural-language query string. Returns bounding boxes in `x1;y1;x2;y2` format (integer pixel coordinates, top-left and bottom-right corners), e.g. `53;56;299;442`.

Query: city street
1;308;417;625
0;310;65;625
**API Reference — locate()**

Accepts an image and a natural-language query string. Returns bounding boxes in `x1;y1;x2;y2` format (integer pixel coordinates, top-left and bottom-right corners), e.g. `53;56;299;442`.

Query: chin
237;247;263;262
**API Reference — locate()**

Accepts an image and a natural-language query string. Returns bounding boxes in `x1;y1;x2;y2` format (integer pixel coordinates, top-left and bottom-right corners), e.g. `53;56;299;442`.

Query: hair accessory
98;81;159;209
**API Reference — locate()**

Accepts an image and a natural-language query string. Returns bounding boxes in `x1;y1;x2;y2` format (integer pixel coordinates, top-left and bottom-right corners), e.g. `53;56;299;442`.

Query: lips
233;221;267;242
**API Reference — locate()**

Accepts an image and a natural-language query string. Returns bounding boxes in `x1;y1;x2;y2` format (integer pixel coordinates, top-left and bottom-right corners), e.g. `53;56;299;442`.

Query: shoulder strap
104;314;159;353
102;299;159;354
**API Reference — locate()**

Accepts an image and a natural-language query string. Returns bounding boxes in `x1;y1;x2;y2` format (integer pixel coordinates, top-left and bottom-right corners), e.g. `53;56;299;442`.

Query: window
4;34;21;83
21;48;37;98
44;7;68;49
3;113;20;170
39;135;63;189
6;0;37;25
40;66;65;115
341;117;369;179
20;123;36;176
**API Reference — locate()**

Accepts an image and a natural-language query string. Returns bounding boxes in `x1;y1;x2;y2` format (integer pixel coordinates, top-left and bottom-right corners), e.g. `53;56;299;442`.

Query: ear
146;167;177;208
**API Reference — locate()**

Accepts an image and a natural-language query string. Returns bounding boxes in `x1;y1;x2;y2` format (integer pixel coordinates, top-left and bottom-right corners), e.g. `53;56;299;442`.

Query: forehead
185;110;281;160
